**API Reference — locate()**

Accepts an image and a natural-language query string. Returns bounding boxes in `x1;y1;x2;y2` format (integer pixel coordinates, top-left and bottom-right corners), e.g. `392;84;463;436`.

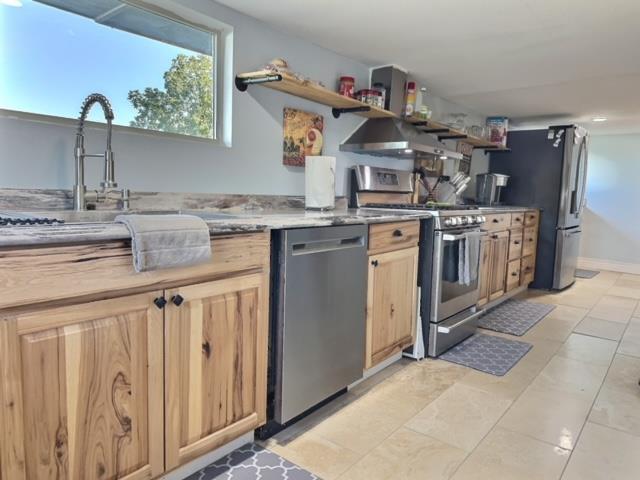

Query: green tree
128;54;213;138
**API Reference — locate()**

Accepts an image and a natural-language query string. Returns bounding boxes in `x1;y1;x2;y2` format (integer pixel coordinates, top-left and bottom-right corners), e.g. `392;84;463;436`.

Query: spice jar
372;82;386;109
338;76;355;98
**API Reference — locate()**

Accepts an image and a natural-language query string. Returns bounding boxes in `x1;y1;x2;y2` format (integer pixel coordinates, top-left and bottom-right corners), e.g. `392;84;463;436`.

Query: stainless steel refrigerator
489;125;588;290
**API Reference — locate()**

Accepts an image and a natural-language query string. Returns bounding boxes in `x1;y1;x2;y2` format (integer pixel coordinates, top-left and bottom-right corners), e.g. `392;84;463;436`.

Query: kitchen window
0;0;222;140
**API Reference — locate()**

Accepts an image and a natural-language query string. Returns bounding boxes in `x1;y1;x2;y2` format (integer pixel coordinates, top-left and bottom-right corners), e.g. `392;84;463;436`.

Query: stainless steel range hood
340;118;463;160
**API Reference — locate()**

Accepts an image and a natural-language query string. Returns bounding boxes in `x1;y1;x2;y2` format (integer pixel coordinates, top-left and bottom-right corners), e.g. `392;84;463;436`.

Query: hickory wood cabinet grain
366;221;419;369
488;230;510;301
0;292;165;480
0;232;270;480
477;211;540;306
164;273;268;470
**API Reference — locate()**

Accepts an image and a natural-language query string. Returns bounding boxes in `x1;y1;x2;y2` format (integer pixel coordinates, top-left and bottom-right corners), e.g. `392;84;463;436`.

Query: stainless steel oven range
350;165;486;358
427;209;486;356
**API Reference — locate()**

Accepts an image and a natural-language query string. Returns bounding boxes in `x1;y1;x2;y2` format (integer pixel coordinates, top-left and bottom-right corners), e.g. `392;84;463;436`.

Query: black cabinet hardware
171;294;185;306
153;297;167;309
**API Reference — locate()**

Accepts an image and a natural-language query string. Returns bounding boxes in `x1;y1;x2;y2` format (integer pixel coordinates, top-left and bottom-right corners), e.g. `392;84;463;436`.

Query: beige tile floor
262;270;640;479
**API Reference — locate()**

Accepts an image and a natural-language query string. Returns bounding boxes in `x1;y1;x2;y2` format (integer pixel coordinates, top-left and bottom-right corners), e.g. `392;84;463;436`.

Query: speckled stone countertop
0;208;432;247
477;205;536;213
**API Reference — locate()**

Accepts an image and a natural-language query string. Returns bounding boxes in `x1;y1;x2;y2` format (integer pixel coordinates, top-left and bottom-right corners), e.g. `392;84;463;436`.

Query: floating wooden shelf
235;70;398;119
406;116;510;151
235;69;510;150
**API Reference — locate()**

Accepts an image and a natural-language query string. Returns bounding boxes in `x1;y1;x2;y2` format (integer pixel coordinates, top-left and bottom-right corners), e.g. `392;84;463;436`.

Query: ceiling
217;0;640;134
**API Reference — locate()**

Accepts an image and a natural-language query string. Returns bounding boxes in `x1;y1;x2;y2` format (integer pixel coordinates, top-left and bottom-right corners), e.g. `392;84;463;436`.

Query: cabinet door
477;236;493;307
0;292;165;480
366;247;419;369
506;259;522;292
164;273;268;470
488;231;510;301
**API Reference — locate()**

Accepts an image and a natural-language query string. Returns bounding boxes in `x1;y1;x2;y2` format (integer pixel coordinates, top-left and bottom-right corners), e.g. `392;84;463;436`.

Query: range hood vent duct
340;118;463;160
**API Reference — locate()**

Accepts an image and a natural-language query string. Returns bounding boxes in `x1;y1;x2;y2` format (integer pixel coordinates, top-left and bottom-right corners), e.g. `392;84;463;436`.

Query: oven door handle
442;231;487;241
437;309;485;333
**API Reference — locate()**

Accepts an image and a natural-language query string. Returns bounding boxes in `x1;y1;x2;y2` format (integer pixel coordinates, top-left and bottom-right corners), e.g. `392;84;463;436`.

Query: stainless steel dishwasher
272;225;368;425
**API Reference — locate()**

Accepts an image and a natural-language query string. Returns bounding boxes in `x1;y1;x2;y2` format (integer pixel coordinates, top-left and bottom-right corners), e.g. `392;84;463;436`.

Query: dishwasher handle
291;235;365;256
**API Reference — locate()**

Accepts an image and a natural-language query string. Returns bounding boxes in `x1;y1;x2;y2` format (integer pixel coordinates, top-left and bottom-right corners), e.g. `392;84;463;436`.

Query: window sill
0;108;230;148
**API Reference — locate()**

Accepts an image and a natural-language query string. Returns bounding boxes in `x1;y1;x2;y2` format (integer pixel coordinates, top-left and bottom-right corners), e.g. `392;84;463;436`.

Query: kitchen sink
0;209;241;224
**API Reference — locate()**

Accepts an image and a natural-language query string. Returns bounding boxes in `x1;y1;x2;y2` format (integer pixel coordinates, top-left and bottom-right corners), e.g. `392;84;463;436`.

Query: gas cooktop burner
363;203;479;211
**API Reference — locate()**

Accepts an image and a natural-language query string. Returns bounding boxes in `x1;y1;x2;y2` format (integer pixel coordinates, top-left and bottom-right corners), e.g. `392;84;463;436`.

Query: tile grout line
334;360;470;479
449;284;625;479
446;334;568;479
556;285;624;480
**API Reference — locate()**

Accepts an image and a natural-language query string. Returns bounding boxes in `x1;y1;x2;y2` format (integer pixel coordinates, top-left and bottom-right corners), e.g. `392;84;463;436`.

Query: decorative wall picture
283;107;324;166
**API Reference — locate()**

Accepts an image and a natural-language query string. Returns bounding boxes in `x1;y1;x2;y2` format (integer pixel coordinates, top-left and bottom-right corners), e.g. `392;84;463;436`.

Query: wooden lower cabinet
488;231;510;301
0;276;269;480
478;210;540;306
365;247;419;369
521;255;536;285
0;292;165;480
164;273;267;470
477;236;493;307
506;259;522;291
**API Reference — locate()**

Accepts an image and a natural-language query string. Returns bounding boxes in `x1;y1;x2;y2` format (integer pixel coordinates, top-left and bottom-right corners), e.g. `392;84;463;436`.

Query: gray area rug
478;299;556;336
576;269;600;279
185;443;320;480
440;333;533;376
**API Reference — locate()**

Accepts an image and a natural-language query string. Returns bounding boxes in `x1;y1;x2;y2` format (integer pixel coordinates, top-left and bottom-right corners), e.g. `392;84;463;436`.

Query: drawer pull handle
492;234;499;239
511;272;518;277
514;240;521;245
371;260;379;267
492;218;499;223
392;229;404;237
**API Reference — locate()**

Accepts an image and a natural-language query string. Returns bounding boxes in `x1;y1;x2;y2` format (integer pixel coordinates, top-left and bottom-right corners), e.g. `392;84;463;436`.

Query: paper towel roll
305;156;336;210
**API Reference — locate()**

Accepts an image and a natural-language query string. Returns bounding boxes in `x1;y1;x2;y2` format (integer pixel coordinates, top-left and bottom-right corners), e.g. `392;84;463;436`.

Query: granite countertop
0;208;432;247
478;205;535;214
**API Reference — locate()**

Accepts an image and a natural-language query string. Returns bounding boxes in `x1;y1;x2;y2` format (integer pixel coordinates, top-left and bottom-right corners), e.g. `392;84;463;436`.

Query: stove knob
460;217;468;225
466;216;475;224
451;217;460;226
444;218;453;226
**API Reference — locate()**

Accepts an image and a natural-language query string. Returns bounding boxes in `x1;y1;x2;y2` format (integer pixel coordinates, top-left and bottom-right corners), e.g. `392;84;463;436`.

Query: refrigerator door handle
570;134;588;215
577;136;589;215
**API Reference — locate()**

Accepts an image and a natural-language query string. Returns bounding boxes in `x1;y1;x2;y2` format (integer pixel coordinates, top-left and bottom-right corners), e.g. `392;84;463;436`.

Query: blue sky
0;0;194;125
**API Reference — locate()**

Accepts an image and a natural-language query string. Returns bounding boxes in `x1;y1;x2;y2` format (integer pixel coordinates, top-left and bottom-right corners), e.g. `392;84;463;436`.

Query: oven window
440;237;479;303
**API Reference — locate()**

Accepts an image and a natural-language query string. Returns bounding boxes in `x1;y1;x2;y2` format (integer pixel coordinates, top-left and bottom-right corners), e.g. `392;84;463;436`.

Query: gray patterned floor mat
185;443;320;480
478;299;555;336
576;269;600;279
440;333;533;376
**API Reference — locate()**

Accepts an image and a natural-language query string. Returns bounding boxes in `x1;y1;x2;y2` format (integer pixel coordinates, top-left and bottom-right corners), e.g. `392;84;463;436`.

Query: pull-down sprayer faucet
73;93;129;211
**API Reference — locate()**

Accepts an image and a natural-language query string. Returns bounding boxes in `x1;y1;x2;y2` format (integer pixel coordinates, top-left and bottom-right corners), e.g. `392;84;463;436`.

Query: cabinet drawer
521;255;536;285
508;228;523;260
510;212;525;227
523;226;538;256
368;221;420;254
524;210;540;226
484;213;511;231
506;259;521;291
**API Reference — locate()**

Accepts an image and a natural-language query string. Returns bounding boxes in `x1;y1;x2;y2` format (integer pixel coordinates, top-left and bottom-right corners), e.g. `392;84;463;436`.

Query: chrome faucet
73;93;129;211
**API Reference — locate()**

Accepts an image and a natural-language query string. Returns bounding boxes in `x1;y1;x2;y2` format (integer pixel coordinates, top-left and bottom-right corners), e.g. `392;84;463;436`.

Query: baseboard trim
578;257;640;275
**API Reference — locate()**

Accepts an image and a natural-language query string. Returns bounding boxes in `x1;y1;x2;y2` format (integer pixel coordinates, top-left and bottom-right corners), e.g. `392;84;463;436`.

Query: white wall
0;0;486;197
580;133;640;269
